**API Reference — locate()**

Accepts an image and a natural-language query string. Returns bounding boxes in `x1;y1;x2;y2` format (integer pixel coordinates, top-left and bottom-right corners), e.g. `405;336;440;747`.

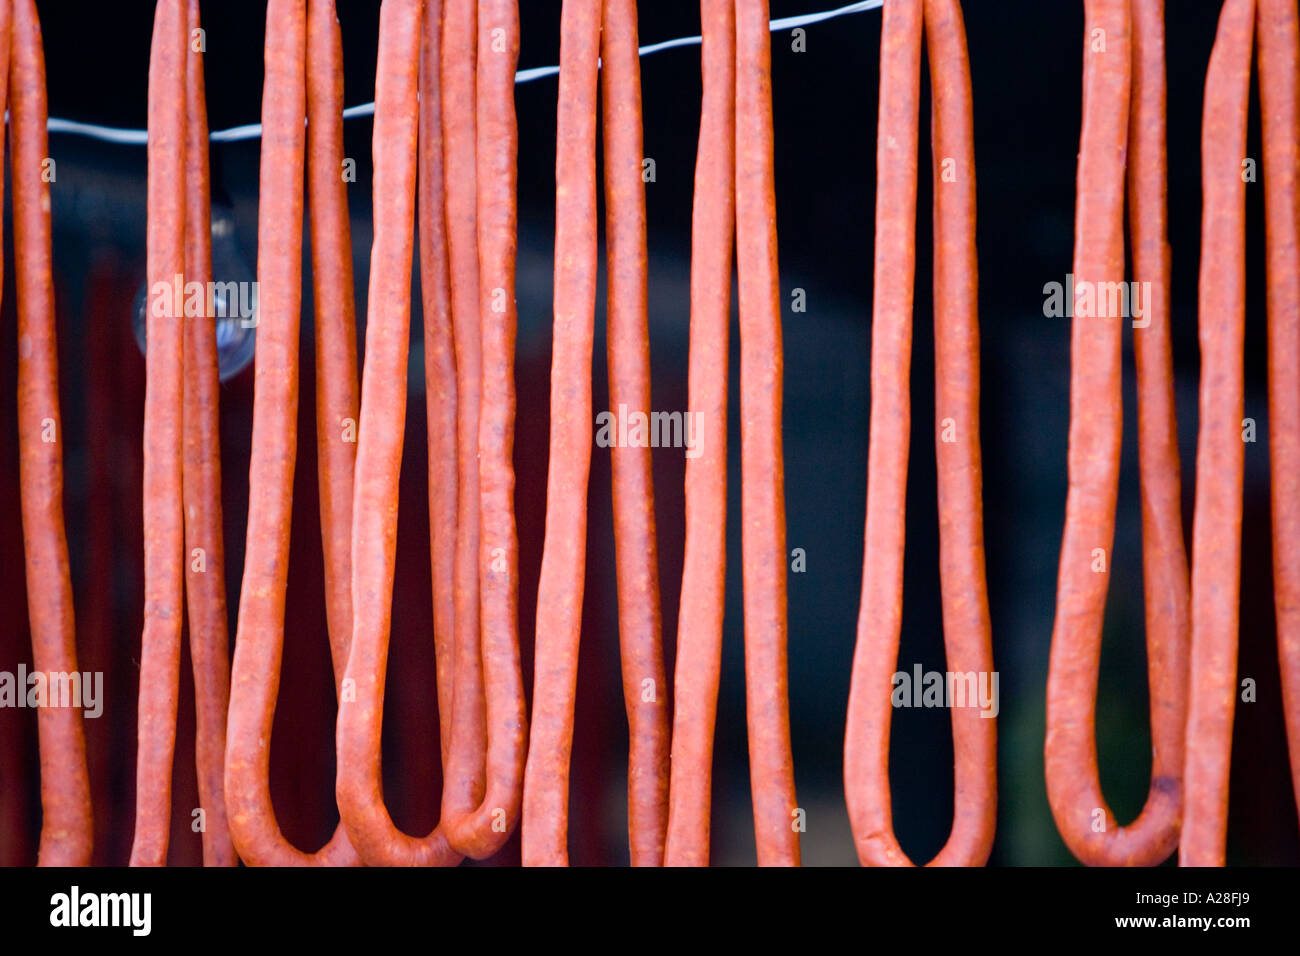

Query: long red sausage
1045;0;1191;868
663;0;735;868
130;0;187;868
843;0;996;868
843;0;923;868
922;0;996;865
442;0;529;860
734;0;799;867
180;0;237;868
601;0;669;867
522;0;601;868
334;0;466;868
10;0;93;867
0;0;19;868
1259;0;1300;832
308;0;360;697
225;0;360;866
417;0;459;772
1043;0;1165;867
1181;0;1254;867
438;0;489;828
1124;0;1191;864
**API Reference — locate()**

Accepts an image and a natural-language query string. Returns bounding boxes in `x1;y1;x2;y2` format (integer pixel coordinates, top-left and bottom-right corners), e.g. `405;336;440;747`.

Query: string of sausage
734;0;799;867
309;0;360;701
180;0;237;868
9;0;93;867
522;0;601;867
601;0;669;866
442;0;529;859
1259;0;1300;835
225;0;360;866
923;0;996;866
1124;0;1191;863
418;0;459;774
1181;0;1255;867
130;0;187;867
335;0;467;867
0;2;18;867
438;0;489;830
1045;0;1191;867
663;0;734;868
843;0;923;868
843;0;996;868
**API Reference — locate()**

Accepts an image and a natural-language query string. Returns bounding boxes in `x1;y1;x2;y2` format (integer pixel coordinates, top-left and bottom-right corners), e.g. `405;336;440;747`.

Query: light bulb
132;202;258;382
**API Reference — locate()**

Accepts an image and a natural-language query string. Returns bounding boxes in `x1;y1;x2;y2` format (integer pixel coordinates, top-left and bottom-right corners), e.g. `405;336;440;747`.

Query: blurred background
0;0;1296;865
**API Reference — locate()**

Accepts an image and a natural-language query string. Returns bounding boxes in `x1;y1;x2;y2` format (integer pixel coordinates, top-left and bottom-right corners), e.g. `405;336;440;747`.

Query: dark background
0;0;1295;866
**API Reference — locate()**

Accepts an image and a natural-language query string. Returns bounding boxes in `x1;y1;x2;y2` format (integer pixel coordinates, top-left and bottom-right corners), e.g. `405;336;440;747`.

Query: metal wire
39;0;882;145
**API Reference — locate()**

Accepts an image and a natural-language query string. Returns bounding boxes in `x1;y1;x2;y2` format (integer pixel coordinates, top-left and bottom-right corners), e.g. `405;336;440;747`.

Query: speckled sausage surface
923;0;996;866
334;0;464;867
417;0;458;772
1043;0;1186;867
308;0;359;697
1181;0;1254;868
225;0;360;866
10;0;94;867
181;0;236;868
131;0;187;868
442;0;529;860
1123;0;1191;866
1045;0;1192;868
664;0;734;869
1259;0;1300;835
734;0;799;867
843;0;923;868
438;0;488;828
521;0;600;868
843;0;995;868
601;0;669;867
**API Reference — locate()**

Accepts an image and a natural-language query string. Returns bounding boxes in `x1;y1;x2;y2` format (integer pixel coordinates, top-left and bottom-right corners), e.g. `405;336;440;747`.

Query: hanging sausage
844;0;995;868
10;0;94;867
664;0;735;869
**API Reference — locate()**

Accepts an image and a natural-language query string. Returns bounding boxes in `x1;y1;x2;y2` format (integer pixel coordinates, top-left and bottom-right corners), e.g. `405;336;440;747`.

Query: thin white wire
43;1;881;145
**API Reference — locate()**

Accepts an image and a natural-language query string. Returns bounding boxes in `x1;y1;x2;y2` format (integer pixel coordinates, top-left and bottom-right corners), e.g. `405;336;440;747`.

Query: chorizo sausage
843;0;996;869
734;0;799;867
521;0;601;868
181;0;237;868
1045;0;1192;867
308;0;360;698
1124;0;1191;864
1044;0;1155;866
601;0;669;867
1180;0;1254;867
417;0;459;772
441;0;529;860
1259;0;1300;833
334;0;464;867
438;0;489;827
9;0;94;867
130;0;187;868
664;0;735;869
921;0;996;865
843;0;923;868
225;0;360;866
